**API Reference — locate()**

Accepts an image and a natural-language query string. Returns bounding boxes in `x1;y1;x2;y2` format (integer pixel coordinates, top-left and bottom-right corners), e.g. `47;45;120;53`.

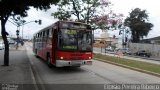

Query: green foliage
110;44;116;49
124;8;153;43
0;0;60;17
0;0;60;66
51;0;122;30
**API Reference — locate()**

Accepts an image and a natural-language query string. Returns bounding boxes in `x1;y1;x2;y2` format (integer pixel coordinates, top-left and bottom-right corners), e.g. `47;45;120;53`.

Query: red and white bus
33;21;93;67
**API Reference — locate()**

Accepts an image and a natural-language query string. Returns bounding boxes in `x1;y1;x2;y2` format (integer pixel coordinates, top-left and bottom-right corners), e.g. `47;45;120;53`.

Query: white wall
129;43;160;57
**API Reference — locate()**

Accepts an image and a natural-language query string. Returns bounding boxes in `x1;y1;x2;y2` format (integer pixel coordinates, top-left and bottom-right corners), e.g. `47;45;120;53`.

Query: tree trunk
135;31;140;43
1;16;9;66
131;30;136;43
86;0;90;24
71;0;80;21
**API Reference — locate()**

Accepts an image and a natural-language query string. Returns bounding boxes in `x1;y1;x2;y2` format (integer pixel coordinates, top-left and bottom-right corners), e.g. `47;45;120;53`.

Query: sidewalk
0;45;37;90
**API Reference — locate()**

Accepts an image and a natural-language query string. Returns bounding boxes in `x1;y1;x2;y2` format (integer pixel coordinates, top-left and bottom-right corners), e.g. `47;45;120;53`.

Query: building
140;36;160;44
94;31;118;48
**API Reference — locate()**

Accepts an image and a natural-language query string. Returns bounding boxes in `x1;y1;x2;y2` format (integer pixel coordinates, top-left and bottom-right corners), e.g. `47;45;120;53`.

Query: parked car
135;50;151;57
9;40;15;44
122;48;132;55
115;48;131;55
0;41;4;50
105;47;114;52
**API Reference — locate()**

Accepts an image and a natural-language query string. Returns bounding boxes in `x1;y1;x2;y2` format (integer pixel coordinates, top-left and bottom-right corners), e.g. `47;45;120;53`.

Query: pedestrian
21;41;24;46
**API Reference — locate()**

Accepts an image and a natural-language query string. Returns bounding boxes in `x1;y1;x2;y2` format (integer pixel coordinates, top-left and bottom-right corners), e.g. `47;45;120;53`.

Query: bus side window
47;29;49;37
40;32;42;42
46;29;49;42
49;29;52;37
37;34;38;42
40;32;43;48
53;28;57;45
43;31;45;37
38;33;39;42
45;30;48;42
36;34;37;41
42;31;45;42
46;28;52;44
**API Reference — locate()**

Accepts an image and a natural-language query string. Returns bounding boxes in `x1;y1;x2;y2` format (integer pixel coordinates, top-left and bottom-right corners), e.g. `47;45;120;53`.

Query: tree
124;8;153;43
0;0;60;66
51;0;123;30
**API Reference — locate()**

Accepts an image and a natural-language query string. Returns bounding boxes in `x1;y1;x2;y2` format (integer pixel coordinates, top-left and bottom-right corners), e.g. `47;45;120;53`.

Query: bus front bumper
56;60;93;67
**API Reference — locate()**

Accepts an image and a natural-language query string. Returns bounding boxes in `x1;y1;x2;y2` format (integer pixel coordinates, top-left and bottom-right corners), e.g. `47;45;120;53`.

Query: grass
94;53;160;75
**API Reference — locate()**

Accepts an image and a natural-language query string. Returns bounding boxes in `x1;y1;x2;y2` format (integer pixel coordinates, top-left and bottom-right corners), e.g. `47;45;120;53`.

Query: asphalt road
25;43;160;90
0;49;4;53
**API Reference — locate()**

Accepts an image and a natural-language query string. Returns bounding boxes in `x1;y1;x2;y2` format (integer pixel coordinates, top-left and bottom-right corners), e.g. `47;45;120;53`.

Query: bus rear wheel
47;56;52;68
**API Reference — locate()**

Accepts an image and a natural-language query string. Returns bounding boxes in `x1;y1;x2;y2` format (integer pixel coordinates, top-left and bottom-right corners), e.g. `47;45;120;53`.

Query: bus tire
35;54;39;58
34;49;38;57
74;66;81;68
47;55;52;68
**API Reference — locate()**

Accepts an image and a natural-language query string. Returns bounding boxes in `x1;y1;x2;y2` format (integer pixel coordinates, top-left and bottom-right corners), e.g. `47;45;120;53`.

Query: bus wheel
74;66;81;68
47;56;52;68
34;49;38;57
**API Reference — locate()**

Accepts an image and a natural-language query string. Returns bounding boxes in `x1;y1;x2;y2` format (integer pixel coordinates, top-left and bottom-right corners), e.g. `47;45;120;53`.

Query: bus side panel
41;42;47;60
51;44;56;65
37;42;43;58
33;36;39;55
44;44;52;61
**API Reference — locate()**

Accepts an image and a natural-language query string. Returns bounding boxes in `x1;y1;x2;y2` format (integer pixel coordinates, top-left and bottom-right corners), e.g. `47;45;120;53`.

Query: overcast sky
108;0;160;39
1;0;160;39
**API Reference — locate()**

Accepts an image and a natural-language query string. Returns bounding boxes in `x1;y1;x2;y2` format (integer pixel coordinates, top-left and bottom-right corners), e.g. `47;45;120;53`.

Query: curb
29;65;39;90
24;45;39;90
126;55;160;61
30;63;46;90
94;57;160;77
25;45;46;90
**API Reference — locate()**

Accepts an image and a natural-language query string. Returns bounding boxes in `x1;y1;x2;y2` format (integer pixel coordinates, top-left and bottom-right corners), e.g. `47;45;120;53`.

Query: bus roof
58;20;90;25
33;21;91;36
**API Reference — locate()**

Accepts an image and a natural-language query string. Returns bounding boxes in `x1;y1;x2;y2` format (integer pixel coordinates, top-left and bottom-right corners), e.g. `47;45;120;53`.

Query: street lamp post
8;16;42;49
21;19;41;40
119;25;129;48
8;17;42;40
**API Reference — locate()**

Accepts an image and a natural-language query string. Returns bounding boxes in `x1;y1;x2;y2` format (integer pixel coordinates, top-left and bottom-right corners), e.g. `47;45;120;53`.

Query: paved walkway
0;44;37;90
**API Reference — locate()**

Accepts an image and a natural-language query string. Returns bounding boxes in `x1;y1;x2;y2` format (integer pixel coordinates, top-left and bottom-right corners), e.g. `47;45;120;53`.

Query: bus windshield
58;29;92;51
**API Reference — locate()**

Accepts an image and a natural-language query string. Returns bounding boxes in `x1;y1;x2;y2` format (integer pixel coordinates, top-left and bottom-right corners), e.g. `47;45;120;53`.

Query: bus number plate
72;61;82;66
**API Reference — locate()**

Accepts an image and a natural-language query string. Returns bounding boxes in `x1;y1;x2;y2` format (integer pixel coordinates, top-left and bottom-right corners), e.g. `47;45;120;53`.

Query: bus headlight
60;56;64;60
89;57;91;59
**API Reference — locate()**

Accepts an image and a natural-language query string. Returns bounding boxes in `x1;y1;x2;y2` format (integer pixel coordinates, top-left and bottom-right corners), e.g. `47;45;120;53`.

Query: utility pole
119;24;129;48
16;29;20;49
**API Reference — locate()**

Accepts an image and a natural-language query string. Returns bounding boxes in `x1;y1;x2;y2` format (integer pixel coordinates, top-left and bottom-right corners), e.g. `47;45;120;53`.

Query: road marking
81;67;117;83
